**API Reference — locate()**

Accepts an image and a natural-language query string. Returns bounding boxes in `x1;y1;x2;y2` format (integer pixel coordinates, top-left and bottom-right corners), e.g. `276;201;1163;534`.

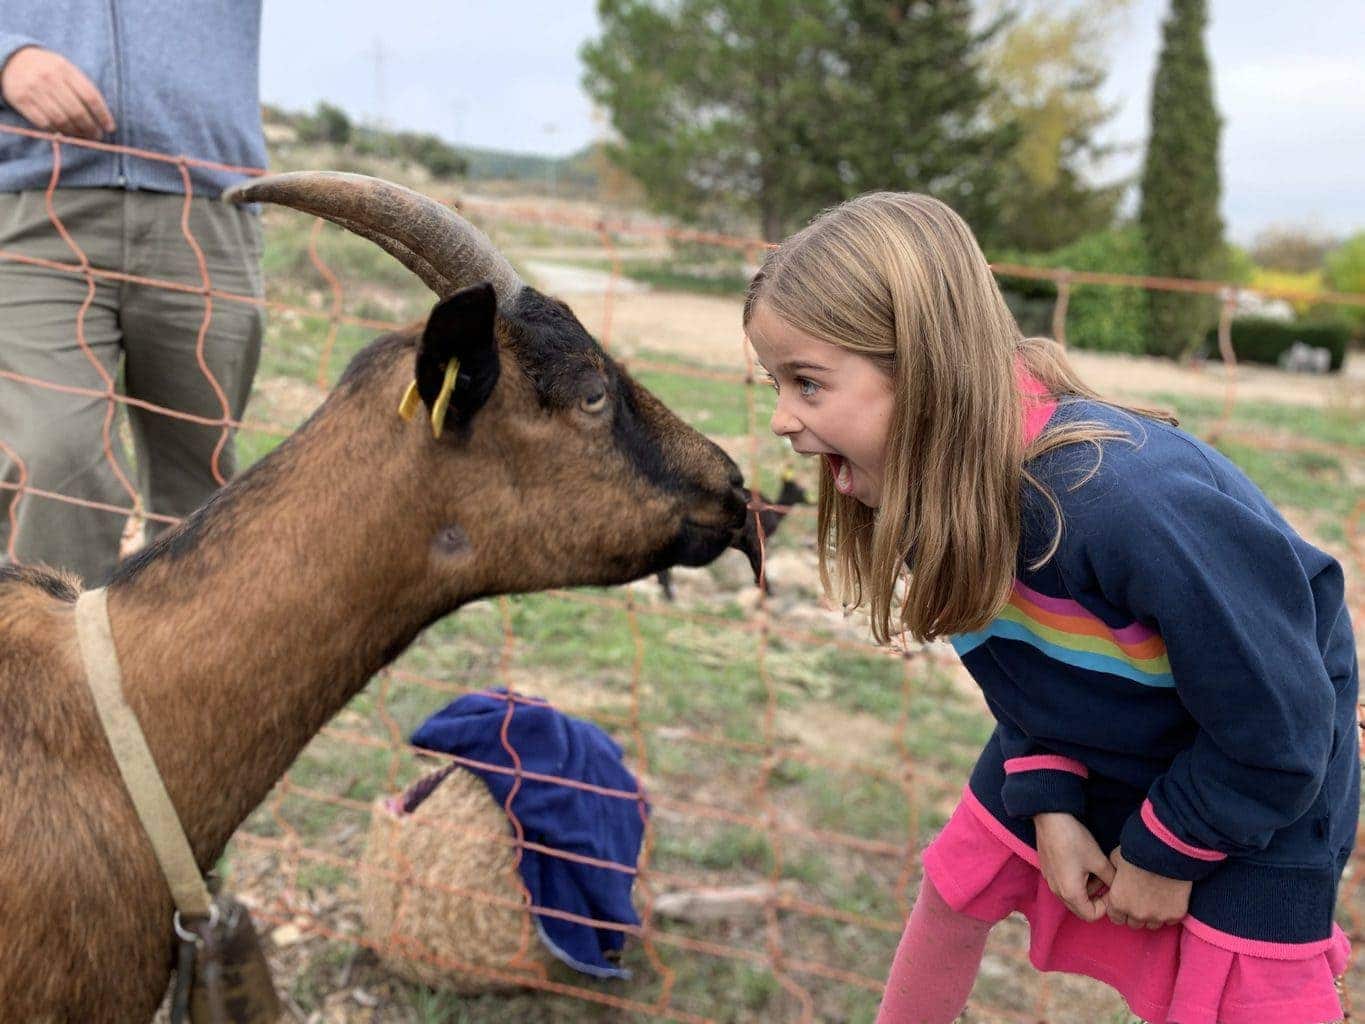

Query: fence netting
2;127;1362;1022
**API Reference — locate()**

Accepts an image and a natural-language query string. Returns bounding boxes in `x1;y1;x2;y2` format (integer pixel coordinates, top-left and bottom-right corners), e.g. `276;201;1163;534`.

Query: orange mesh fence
2;126;1362;1022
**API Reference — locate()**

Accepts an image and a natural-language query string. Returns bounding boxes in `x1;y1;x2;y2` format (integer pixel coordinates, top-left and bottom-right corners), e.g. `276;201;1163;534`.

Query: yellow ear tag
397;380;422;421
428;358;461;440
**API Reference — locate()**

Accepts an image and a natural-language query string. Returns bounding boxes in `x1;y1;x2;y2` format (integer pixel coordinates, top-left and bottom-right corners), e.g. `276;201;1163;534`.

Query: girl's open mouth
826;454;855;496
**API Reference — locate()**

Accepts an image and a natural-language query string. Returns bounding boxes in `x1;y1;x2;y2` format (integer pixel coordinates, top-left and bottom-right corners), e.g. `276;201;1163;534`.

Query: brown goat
0;173;748;1022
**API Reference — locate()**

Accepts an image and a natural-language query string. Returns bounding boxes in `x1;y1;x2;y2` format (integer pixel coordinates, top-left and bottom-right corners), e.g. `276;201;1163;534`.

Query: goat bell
184;894;280;1024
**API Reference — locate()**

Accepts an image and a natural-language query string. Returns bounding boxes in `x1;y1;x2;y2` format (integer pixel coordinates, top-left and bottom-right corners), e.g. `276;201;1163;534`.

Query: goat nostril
728;467;744;490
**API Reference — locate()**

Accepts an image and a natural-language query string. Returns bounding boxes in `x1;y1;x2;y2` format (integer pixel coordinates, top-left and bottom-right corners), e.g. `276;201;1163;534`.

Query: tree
815;1;1020;243
583;140;647;207
1249;225;1339;274
400;132;468;180
982;0;1132;252
298;101;353;146
1323;232;1365;334
582;0;825;240
581;0;1016;241
1138;0;1224;358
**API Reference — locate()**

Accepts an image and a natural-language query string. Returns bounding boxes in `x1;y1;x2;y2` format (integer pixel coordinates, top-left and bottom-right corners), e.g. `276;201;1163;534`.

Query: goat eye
579;390;608;414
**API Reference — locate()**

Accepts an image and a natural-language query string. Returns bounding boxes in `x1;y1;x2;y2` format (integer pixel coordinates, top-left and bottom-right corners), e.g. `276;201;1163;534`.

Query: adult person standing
0;2;268;585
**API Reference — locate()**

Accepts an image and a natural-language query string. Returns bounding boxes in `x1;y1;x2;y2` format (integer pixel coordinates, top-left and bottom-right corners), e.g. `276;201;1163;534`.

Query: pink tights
875;875;994;1023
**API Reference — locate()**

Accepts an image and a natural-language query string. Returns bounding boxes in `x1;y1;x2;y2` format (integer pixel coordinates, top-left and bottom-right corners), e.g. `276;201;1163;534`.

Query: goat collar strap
74;587;213;920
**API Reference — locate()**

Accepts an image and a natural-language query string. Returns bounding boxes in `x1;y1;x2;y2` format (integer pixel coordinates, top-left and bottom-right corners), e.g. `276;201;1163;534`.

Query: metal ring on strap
173;903;221;944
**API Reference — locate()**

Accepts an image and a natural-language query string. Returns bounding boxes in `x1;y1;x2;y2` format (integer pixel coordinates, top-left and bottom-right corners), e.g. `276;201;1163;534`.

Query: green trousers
0;188;264;585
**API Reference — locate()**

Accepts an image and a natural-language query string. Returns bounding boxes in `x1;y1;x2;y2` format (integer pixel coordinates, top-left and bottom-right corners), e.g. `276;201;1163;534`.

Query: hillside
261;102;603;195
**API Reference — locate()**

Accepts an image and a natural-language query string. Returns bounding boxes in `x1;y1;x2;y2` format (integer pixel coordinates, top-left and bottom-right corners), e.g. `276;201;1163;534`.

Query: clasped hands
1033;811;1191;928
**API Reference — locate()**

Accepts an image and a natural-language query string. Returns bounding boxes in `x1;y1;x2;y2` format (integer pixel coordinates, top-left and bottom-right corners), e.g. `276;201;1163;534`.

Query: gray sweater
0;0;267;196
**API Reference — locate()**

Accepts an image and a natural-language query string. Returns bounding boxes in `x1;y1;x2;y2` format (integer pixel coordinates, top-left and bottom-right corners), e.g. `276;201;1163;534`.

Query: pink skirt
923;789;1351;1024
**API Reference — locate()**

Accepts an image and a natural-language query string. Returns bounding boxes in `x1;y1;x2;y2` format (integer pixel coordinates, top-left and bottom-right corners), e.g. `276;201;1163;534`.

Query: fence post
1052;271;1072;348
1210;287;1239;442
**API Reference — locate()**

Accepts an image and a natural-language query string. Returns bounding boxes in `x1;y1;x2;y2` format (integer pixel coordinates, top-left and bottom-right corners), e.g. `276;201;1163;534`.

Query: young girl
743;192;1358;1024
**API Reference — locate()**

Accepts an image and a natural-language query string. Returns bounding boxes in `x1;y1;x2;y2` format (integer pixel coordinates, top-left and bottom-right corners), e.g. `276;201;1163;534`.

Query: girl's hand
1104;848;1191;929
1033;813;1116;923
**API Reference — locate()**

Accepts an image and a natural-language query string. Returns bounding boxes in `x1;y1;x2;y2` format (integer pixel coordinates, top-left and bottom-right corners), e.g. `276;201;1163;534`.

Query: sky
259;1;1365;244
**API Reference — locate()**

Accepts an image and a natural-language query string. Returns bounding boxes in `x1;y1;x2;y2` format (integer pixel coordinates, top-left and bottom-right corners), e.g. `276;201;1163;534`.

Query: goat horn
222;171;523;304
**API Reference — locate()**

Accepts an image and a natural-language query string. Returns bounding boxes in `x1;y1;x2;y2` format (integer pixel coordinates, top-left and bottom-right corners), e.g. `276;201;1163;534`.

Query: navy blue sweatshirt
953;397;1359;945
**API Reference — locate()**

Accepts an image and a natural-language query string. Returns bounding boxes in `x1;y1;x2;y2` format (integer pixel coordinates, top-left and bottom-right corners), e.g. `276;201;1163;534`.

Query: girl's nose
770;398;801;439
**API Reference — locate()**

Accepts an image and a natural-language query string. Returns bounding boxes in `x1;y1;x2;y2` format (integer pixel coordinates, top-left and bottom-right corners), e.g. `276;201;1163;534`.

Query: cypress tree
1138;0;1224;358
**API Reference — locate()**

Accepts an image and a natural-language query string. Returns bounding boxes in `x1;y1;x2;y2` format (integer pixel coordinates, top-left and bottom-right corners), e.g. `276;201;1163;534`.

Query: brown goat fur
0;274;746;1019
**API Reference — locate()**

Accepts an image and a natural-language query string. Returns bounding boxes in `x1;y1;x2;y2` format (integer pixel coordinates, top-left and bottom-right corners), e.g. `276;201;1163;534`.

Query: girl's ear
414;282;501;432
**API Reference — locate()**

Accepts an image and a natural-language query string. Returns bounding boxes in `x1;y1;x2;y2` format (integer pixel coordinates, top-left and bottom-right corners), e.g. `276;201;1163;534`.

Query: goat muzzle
671;479;749;570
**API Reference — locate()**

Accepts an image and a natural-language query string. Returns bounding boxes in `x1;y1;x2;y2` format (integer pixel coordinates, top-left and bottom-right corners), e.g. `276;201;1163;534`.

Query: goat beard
730;516;765;586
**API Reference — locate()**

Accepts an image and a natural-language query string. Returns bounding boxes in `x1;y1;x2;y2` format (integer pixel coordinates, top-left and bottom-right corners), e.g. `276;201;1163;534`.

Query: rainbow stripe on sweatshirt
951;580;1174;688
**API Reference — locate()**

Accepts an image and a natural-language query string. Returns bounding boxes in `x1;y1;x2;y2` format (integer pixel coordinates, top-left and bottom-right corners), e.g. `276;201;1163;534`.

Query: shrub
1323;232;1365;335
996;228;1151;355
296;102;352;146
1323;232;1365;293
1204;316;1351;371
1249;267;1323;317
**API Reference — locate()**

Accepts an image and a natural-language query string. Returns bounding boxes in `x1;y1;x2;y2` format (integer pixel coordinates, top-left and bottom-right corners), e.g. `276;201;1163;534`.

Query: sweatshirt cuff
1119;798;1227;882
1001;755;1087;818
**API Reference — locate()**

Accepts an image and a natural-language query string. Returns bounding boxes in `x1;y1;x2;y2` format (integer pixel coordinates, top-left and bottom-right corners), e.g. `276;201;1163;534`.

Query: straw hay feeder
360;764;559;993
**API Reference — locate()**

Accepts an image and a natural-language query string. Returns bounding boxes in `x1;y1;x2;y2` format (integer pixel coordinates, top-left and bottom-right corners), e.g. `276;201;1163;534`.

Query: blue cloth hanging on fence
410;689;647;979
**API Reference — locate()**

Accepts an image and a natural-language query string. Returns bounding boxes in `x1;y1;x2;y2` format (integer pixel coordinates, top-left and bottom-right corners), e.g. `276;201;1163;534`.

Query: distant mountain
456;144;598;188
261;101;600;191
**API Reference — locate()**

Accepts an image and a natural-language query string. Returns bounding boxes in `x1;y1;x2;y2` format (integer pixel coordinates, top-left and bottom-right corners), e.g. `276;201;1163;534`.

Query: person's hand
1104;847;1191;929
1033;812;1115;923
1;46;115;140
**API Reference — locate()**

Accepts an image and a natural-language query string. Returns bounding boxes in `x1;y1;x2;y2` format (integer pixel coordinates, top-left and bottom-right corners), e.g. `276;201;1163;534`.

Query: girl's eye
797;377;820;397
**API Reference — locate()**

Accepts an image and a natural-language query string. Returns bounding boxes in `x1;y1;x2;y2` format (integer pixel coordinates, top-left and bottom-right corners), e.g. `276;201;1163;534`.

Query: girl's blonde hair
744;191;1174;645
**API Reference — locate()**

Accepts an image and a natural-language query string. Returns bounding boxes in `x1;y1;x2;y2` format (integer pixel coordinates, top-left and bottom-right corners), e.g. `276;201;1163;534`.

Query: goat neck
102;348;478;867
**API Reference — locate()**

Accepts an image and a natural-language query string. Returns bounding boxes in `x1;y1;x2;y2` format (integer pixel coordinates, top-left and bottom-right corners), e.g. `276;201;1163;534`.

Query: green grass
236;424;288;468
488;218;609;251
659;826;775;873
1147;390;1365;449
632;368;755;437
287;940;359;1013
258;311;379;386
402;985;476;1024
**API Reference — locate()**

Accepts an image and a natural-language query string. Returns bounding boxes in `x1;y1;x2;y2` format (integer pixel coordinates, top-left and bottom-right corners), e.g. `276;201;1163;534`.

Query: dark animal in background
656;474;809;600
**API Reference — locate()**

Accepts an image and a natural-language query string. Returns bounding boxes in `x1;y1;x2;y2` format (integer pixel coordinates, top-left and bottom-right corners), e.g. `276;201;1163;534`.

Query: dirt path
522;260;650;295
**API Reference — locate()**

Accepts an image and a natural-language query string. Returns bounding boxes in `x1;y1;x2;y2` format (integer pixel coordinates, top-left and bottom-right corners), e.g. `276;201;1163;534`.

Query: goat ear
414;281;501;432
